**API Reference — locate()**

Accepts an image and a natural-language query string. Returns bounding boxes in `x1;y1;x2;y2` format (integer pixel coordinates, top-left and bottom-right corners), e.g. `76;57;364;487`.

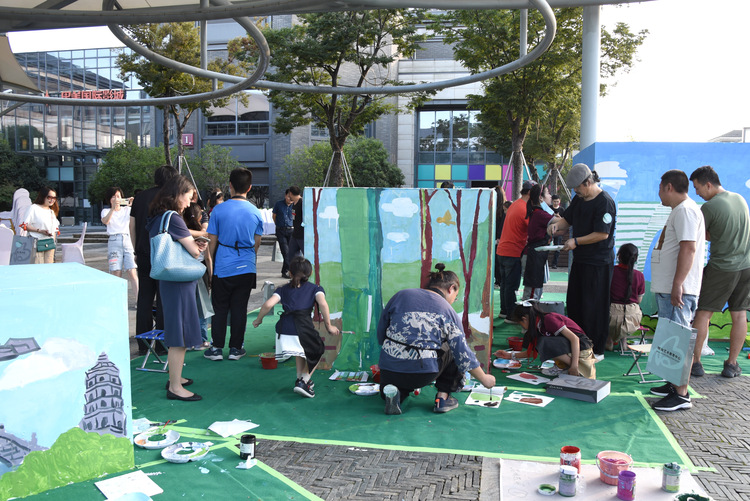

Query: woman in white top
101;187;139;300
23;186;60;264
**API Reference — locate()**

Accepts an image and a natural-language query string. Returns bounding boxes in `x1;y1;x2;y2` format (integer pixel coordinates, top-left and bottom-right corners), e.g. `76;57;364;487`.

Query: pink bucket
596;450;632;485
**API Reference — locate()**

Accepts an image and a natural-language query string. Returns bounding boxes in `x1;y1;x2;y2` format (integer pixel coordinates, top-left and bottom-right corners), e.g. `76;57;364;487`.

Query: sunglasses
47;196;57;200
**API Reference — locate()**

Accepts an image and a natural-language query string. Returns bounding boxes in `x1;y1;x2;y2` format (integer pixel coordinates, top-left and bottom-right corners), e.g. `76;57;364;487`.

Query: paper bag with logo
646;318;697;386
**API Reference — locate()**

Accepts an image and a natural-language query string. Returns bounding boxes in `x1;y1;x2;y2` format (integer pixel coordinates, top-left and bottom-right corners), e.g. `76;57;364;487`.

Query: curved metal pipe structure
0;0;654;30
2;0;557;106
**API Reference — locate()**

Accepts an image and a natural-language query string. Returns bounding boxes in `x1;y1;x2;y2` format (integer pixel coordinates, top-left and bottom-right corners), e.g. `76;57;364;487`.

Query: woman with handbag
146;175;208;402
22;186;60;264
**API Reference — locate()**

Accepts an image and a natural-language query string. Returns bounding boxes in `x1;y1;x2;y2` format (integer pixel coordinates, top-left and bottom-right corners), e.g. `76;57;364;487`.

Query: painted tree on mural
419;189;440;286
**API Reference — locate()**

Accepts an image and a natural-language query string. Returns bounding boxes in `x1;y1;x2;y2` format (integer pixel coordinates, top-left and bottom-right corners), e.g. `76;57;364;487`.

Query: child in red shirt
607;244;645;350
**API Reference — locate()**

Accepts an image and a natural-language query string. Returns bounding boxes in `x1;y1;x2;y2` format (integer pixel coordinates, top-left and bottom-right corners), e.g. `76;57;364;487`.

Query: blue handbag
149;211;206;282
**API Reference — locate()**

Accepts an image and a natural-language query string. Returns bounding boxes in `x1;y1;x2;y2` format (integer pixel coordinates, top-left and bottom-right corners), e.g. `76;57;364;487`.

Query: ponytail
617;244;639;303
288;256;312;288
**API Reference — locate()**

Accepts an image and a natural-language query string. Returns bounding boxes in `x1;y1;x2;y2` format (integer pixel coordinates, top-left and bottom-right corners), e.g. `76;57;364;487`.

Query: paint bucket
560;445;581;473
239;434;256;460
558;465;578;497
260;353;277;370
617;470;636;500
662;462;681;492
370;364;381;383
508;336;523;351
596;450;632;485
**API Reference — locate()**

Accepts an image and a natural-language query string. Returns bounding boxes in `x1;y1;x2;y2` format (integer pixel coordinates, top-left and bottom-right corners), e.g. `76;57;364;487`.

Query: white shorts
108;234;137;272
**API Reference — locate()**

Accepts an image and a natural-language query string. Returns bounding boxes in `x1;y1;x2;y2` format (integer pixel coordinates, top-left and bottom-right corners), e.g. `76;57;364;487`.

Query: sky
6;0;750;143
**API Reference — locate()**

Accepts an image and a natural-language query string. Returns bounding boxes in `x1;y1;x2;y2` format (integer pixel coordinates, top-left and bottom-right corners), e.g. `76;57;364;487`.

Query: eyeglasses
47;196;57;200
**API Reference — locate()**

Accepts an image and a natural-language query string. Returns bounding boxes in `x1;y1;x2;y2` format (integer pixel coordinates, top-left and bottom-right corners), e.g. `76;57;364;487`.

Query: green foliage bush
0;137;46;211
87;140;166;203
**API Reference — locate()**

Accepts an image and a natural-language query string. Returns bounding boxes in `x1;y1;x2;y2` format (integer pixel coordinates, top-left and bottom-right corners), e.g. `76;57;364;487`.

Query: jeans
498;255;522;315
655;293;697;328
275;227;293;274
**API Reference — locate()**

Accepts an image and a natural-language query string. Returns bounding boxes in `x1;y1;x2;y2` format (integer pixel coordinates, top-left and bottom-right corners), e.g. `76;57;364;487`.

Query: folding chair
618;325;653;355
135;329;169;372
623;341;665;384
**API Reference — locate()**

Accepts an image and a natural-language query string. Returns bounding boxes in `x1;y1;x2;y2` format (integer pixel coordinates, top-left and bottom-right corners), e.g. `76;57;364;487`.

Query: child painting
607;243;645;350
253;256;340;397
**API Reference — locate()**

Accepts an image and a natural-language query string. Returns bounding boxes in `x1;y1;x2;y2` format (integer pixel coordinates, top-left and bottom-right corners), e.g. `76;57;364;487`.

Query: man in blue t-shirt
272;186;301;279
205;168;264;362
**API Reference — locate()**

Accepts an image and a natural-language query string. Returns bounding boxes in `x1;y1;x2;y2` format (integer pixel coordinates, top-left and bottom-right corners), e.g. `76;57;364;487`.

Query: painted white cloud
442;241;459;259
318;206;339;229
595;160;628;178
387;232;410;243
745;178;750;190
0;338;98;391
381;197;419;218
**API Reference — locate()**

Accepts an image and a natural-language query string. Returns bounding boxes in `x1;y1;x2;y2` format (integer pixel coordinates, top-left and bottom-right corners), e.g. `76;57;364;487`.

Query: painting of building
79;353;127;438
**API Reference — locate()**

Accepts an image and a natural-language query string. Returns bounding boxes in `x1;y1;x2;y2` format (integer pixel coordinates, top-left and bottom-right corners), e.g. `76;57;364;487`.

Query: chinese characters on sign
60;90;125;100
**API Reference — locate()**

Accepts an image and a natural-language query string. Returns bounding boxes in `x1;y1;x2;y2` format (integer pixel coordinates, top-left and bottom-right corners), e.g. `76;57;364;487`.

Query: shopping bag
646;318;697;386
10;235;36;265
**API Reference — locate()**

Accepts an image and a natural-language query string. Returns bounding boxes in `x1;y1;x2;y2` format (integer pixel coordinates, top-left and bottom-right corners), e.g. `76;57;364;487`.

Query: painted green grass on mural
0;427;133;499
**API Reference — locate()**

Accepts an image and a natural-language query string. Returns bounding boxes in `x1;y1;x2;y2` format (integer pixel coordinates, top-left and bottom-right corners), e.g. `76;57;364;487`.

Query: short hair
287;186;302;196
104;186;123;203
154;165;178;187
230;168;253;193
440;181;455;189
689;166;721;187
551;194;560;201
660;170;689;194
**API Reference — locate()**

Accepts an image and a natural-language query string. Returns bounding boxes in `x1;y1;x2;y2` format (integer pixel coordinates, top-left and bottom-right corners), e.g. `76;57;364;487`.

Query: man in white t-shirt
649;170;705;412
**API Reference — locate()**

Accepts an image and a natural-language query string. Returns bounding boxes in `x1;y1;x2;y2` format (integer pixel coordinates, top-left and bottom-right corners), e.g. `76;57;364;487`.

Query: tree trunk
419;190;438;287
328;149;344;187
162;109;172;166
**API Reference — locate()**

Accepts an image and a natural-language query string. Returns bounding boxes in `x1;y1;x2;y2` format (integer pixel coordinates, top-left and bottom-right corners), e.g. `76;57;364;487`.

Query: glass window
205;93;270;137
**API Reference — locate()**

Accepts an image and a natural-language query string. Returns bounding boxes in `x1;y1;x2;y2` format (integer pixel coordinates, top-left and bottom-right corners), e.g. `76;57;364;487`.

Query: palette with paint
492;358;522;369
134;428;180;449
348;383;380;396
161;442;213;463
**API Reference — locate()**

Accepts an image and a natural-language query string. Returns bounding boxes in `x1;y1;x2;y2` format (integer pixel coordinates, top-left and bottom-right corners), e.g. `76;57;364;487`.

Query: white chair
61;223;86;264
11;189;31;236
0;225;13;265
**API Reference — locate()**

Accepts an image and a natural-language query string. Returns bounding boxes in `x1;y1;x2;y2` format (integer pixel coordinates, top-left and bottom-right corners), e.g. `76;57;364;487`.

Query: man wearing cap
547;163;616;356
496;180;536;321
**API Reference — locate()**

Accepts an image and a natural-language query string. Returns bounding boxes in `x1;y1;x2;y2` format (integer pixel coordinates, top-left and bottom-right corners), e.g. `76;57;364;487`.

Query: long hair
617;243;639;303
510;301;547;352
33;186;59;216
183;203;204;231
149;175;195;216
526;184;543;219
289;256;312;288
425;263;460;293
207;188;224;212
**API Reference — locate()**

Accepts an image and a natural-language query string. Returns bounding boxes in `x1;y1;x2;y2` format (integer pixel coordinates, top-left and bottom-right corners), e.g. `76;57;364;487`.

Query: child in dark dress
253;257;339;398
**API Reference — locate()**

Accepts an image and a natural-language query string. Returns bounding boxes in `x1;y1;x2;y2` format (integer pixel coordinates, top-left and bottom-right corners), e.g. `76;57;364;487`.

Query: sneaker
203;347;223;361
293;378;315;398
652;392;692;411
650;382;675;397
383;384;402;415
434;395;459;413
691;361;705;377
228;348;246;360
721;360;742;378
701;345;715;356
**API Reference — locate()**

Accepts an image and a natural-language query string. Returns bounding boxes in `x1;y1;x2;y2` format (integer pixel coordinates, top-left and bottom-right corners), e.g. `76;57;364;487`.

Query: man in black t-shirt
129;165;178;353
286;195;304;262
547;164;616;356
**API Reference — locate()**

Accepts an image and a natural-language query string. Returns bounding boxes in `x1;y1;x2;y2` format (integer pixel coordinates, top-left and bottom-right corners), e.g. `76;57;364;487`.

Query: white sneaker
701;345;715;356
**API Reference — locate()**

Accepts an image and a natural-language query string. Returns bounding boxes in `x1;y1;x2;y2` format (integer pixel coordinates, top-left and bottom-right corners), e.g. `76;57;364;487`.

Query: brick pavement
66;226;748;500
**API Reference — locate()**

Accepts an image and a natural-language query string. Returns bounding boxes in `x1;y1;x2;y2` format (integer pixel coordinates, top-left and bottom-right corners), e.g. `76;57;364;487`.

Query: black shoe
649;382;674;397
691;361;705;377
166;389;202;401
165;378;193;390
293;378;315;398
721;360;742;378
652;392;691;411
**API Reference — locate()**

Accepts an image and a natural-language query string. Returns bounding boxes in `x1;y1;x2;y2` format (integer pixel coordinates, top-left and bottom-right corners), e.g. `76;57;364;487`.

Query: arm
560;328;581;376
177;236;205;259
561;231;609;252
546;215;571;238
671;240;697;307
208;234;218;269
252;294;281;328
188;228;208;238
254;233;262;255
129;217;137;250
204;246;213;279
469;367;496;389
315;292;340;336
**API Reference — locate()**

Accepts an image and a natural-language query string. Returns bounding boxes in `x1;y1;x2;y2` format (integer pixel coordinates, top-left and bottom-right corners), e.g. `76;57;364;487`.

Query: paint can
560;445;582;473
616;470;636;500
239;434;256;460
558;465;578;497
662;462;681;492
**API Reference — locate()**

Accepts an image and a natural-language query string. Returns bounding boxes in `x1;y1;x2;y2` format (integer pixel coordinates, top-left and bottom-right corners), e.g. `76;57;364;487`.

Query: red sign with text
60;90;125;100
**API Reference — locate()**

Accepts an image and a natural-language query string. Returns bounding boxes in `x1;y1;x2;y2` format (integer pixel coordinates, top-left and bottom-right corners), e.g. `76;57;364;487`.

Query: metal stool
135;329;168;373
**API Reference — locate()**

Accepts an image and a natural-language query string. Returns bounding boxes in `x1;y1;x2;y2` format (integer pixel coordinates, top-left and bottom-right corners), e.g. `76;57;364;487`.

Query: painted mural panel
0;263;134;499
304;187;496;371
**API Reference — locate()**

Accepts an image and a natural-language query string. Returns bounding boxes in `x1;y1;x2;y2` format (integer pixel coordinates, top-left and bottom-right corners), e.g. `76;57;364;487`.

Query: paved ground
62;226;748;501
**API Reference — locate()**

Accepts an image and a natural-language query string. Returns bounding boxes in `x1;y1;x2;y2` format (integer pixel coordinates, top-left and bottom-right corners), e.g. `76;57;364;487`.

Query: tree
276;138;405;191
231;10;431;186
0;137;46;211
432;8;646;198
87;140;166;203
116;23;245;166
186;143;243;196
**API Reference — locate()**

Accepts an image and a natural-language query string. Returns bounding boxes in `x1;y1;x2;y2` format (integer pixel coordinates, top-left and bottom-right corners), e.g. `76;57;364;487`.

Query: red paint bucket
508;336;523;351
260;353;277;370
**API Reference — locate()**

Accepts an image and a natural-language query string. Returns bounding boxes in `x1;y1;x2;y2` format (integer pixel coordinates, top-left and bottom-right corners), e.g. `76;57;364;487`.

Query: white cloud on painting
318;206;339;229
442;241;459;259
745;178;750;190
595;161;628;178
0;338;97;391
381;197;419;218
387;232;410;243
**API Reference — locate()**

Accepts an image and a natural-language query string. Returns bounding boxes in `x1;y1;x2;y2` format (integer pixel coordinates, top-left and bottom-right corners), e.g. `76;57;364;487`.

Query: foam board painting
0;263;134;499
304;187;496;371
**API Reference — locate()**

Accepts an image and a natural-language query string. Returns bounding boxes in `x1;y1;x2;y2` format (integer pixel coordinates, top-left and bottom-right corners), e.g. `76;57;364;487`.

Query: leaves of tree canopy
431;8;646;198
0;136;46;211
87;140;167;203
231;10;432;186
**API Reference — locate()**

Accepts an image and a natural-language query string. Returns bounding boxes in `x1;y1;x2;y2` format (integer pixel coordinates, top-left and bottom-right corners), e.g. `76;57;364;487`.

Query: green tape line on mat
255;460;325;501
636;392;701;471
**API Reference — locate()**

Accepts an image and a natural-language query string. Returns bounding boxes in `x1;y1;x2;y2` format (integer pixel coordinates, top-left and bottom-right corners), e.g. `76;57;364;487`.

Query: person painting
146;175;208;401
22;186;60;264
607;243;645;351
253;257;339;398
522;184;554;300
496;302;597;379
376;263;496;415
